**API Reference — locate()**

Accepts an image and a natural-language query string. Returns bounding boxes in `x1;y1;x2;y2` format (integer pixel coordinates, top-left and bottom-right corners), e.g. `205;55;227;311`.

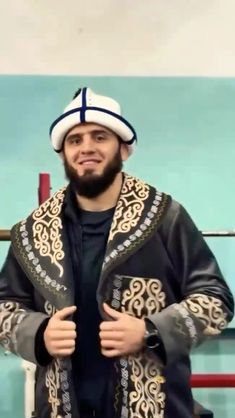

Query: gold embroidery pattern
45;359;60;418
0;301;27;354
12;222;66;297
129;353;166;418
109;175;150;242
32;188;66;277
122;277;166;318
182;293;228;336
103;190;169;273
116;277;166;418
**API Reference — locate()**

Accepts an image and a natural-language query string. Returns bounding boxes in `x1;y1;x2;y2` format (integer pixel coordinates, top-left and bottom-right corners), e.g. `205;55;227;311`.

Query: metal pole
0;230;10;241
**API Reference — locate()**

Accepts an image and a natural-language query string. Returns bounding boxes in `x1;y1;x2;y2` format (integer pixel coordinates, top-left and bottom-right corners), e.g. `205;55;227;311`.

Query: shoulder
10;187;68;234
142;177;195;230
159;196;200;238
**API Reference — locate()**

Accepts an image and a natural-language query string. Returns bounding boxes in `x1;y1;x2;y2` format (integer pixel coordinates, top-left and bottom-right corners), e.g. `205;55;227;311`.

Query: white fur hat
49;87;137;154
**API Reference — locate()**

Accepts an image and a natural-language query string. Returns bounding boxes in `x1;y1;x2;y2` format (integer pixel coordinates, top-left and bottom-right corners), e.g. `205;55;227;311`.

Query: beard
64;148;123;198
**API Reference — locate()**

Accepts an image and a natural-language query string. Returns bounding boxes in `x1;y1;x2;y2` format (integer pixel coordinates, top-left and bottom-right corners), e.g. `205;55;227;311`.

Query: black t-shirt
65;193;115;408
77;207;115;376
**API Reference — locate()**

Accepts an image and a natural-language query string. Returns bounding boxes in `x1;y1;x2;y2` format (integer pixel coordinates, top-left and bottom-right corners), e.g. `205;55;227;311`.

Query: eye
67;136;81;145
95;132;108;142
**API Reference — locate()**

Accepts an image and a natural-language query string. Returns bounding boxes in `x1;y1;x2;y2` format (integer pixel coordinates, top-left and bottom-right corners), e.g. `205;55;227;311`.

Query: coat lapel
11;188;74;310
97;174;171;303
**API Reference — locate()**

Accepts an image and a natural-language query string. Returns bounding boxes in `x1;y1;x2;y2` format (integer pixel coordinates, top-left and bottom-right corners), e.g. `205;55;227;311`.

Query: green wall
0;76;234;417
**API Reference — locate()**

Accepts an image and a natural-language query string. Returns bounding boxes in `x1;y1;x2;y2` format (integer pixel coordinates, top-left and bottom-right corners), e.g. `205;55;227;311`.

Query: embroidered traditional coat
0;174;234;418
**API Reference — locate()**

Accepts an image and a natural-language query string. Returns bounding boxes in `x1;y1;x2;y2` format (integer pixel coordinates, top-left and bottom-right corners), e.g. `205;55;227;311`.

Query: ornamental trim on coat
11;188;68;299
108;176;150;241
103;174;170;273
45;359;61;418
181;293;229;335
0;301;27;354
44;302;72;418
32;188;66;277
111;276;166;418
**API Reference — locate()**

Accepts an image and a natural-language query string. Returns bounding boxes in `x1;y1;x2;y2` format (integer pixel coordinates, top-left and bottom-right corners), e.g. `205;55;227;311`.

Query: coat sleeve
149;200;234;366
0;245;49;364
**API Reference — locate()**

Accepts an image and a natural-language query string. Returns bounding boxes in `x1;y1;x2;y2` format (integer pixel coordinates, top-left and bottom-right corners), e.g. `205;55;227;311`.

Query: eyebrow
65;129;111;141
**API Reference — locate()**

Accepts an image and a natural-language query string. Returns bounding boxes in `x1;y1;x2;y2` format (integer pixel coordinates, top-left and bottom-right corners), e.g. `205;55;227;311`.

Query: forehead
65;122;115;137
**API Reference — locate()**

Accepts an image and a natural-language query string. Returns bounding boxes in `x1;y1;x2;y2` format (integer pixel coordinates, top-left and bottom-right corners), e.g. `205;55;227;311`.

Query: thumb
103;302;122;320
54;305;77;320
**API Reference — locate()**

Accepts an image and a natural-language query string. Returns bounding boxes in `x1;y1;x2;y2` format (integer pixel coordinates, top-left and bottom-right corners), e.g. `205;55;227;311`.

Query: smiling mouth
79;160;101;165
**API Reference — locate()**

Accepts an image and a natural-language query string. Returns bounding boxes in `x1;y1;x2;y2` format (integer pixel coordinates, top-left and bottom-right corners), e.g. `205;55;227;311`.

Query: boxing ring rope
191;374;235;388
38;172;51;206
202;231;235;237
0;230;10;241
0;172;235;417
2;230;235;241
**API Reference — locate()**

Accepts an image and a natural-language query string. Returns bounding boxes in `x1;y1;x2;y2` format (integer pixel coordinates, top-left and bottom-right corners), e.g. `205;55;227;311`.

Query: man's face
62;123;128;198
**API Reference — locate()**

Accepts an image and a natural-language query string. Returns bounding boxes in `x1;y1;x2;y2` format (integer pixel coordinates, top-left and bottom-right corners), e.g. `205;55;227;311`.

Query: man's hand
99;303;146;357
44;306;77;357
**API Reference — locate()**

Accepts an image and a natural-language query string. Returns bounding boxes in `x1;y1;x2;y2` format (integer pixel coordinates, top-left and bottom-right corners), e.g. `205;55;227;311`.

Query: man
0;87;234;418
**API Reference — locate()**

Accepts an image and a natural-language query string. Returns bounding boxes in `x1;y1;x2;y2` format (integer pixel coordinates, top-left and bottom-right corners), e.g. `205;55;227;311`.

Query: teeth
82;160;99;164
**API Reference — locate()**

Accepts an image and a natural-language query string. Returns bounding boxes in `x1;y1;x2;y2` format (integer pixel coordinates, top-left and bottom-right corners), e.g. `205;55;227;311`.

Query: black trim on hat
49;106;137;144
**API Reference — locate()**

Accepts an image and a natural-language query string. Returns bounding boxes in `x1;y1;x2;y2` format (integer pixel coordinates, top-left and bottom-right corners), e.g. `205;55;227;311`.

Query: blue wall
0;76;235;417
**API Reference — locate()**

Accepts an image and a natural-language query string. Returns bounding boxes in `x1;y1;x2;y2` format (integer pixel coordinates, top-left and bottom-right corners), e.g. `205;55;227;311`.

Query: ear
60;151;65;161
120;143;129;162
59;136;67;159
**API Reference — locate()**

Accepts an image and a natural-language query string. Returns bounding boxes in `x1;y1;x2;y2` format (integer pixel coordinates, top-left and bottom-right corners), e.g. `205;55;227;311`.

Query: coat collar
11;174;171;310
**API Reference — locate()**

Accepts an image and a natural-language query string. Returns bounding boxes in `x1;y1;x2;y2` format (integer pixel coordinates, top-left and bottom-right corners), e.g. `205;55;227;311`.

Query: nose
80;136;95;153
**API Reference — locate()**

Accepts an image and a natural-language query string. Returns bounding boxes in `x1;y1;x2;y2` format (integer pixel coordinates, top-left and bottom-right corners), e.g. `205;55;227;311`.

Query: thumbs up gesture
99;303;146;357
44;306;77;357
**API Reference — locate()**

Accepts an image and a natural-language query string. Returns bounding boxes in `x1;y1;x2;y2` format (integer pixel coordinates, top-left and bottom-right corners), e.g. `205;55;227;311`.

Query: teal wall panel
0;348;24;418
0;76;234;418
